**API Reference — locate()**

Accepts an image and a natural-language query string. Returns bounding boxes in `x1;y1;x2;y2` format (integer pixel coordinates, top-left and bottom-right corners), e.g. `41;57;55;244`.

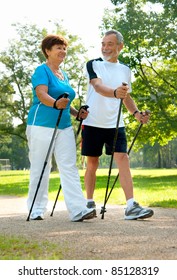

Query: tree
0;22;88;140
0;22;89;168
100;0;177;149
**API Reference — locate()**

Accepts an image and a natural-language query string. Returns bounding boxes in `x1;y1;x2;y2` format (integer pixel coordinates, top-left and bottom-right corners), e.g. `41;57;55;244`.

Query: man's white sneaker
125;202;154;220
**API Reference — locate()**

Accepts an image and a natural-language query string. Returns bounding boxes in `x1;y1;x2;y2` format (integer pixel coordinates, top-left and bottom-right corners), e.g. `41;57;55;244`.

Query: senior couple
26;31;154;222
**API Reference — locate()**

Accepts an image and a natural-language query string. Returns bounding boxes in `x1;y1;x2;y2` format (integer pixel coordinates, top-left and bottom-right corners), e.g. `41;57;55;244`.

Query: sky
0;0;115;56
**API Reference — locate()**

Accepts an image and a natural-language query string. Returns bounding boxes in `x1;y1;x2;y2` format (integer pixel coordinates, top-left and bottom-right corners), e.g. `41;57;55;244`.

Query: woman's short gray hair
104;30;124;44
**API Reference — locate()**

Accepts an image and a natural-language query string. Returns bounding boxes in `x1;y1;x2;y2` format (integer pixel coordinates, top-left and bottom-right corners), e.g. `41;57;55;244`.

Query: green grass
0;235;65;260
0;168;177;208
81;168;177;208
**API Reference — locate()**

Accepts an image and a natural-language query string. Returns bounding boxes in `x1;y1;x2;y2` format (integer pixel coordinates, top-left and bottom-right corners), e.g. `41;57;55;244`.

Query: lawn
0;235;64;260
0;168;177;208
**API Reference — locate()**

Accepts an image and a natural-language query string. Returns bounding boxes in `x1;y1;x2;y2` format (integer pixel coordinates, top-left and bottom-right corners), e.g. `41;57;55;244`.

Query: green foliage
0;22;88;141
130;139;177;168
0;6;177;168
0;135;29;170
103;0;177;147
0;21;89;169
0;23;45;141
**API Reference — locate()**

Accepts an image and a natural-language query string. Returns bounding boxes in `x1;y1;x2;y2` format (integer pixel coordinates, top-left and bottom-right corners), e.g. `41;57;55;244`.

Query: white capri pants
26;125;87;220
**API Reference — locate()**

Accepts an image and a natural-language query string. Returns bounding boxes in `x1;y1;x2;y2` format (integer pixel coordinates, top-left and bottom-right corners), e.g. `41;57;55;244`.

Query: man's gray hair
104;30;124;44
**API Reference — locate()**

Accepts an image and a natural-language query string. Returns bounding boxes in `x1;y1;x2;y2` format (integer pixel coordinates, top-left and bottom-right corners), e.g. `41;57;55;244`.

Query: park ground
0;195;177;260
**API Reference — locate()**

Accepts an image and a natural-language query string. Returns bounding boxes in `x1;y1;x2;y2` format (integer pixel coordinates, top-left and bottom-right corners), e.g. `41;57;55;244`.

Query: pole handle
144;109;151;115
76;105;89;121
63;92;69;99
56;92;69;100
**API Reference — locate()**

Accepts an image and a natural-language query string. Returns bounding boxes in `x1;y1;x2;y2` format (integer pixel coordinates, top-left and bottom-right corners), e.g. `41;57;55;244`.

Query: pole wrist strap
133;110;139;117
53;100;58;110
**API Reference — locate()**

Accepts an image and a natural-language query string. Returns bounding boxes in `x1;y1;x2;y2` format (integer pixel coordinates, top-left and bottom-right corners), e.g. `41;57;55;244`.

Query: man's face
101;34;123;62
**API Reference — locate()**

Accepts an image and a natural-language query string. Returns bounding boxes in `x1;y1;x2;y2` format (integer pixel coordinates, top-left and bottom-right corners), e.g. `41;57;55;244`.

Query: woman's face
46;44;67;64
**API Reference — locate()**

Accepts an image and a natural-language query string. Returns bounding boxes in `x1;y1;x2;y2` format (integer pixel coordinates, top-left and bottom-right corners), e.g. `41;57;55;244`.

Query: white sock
87;199;94;202
126;198;134;209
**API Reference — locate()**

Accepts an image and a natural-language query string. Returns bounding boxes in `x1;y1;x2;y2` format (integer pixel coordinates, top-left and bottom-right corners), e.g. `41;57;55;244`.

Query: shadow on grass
0;172;28;178
1;174;176;194
133;175;177;190
150;199;177;208
80;174;177;190
1;173;177;210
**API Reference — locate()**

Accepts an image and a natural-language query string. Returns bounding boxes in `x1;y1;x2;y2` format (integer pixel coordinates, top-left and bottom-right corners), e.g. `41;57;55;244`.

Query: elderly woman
26;34;96;222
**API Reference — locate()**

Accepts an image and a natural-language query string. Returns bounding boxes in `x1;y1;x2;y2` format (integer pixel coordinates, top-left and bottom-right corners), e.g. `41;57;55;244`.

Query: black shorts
81;125;127;156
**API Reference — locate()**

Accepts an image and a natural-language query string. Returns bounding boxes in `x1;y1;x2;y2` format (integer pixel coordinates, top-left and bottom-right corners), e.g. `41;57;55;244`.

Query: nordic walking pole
101;99;123;219
50;105;89;217
100;109;151;214
50;184;62;217
101;83;127;219
26;93;69;221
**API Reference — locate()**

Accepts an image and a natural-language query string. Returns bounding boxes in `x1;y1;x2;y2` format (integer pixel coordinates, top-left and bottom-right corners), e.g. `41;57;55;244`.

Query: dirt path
0;195;177;260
